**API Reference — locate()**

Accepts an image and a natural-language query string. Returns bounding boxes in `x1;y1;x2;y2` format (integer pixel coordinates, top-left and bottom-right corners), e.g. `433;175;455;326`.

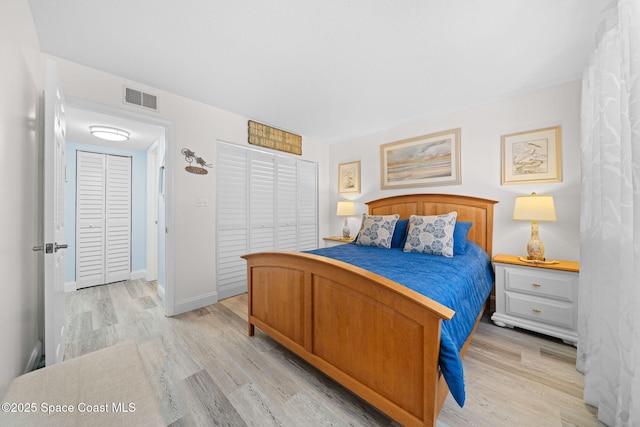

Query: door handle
54;243;68;252
34;243;67;253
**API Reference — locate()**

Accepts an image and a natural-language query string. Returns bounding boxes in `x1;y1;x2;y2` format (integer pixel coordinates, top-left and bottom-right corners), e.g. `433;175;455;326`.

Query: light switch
197;196;209;207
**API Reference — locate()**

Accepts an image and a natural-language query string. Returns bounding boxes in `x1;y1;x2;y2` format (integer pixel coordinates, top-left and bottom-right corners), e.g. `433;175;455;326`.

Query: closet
76;151;132;288
216;141;318;299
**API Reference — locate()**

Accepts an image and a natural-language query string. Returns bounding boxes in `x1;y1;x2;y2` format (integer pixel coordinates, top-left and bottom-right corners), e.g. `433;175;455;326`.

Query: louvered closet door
216;143;248;300
105;155;131;283
216;142;318;299
76;152;106;288
76;152;131;288
276;156;297;250
298;160;318;250
249;151;275;253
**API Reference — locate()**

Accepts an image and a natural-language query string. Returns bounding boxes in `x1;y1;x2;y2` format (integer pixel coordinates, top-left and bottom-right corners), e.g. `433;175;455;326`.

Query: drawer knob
532;308;542;313
531;283;541;287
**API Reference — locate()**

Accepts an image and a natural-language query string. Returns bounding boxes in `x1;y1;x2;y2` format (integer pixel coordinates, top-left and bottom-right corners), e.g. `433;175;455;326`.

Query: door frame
146;140;159;282
65;96;176;316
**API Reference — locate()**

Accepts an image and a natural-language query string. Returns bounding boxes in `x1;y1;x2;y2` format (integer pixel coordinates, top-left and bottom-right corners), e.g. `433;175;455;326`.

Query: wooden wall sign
248;120;302;155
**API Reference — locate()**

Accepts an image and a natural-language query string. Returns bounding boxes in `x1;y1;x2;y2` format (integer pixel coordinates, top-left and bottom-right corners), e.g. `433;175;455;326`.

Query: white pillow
355;214;400;249
403;212;457;257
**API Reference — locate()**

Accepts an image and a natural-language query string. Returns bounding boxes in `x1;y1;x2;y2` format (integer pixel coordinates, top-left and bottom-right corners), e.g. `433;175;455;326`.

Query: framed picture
380;128;461;189
501;126;562;185
338;161;361;194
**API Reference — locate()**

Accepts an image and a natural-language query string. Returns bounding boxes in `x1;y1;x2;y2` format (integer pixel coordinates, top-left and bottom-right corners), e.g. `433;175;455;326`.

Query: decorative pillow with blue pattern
403;212;458;257
355;213;400;249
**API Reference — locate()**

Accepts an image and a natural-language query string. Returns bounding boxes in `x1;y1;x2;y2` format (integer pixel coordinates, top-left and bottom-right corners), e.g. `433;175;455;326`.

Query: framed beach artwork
501;126;562;185
338;161;361;194
380;128;461;189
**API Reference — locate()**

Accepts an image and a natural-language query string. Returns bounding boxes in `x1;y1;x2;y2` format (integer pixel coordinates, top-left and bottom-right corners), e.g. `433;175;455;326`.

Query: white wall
0;0;44;395
51;57;330;313
329;80;582;262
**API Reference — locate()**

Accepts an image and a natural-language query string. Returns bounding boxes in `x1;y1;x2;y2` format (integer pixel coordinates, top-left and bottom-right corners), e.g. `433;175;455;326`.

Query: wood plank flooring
64;280;602;426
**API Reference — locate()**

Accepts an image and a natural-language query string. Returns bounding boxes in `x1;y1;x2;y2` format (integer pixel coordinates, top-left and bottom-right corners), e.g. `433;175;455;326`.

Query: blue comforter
306;241;493;406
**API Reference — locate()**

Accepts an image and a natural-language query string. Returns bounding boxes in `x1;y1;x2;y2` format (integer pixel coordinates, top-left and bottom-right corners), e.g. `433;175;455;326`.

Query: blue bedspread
306;242;493;406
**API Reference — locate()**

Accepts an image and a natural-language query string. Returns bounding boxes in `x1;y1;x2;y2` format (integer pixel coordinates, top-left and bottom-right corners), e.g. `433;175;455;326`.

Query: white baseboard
218;284;247;301
130;270;146;280
24;340;43;373
66;272;147;292
173;292;218;316
157;283;165;301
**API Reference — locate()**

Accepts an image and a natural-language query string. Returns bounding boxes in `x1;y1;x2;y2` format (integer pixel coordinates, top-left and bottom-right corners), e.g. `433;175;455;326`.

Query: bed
242;194;497;427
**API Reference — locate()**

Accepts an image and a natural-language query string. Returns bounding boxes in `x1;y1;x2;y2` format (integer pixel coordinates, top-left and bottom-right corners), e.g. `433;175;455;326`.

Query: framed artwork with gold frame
380;128;461;189
501;126;562;185
338;161;361;194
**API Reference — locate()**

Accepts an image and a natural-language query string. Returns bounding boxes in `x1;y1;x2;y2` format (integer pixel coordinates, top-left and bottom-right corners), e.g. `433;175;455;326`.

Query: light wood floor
64;279;602;426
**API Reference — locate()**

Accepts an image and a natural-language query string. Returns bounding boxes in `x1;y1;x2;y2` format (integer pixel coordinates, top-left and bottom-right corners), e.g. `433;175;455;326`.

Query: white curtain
577;0;640;426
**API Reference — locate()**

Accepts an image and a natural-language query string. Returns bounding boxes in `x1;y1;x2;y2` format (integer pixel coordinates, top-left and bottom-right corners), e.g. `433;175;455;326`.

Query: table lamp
513;192;557;260
336;200;355;238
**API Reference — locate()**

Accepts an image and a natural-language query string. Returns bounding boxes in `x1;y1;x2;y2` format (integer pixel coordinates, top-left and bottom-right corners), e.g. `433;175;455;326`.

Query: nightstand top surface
323;236;356;242
492;254;579;273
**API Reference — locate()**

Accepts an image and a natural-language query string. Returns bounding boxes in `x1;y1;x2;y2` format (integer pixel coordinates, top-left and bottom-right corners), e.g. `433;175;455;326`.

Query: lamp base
526;221;546;260
342;218;350;239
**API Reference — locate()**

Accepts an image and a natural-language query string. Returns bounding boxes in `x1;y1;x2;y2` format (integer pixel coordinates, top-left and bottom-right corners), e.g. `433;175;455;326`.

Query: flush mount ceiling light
89;126;130;141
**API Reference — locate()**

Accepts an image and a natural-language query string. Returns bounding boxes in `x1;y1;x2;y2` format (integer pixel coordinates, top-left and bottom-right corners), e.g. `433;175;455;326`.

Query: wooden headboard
366;194;498;256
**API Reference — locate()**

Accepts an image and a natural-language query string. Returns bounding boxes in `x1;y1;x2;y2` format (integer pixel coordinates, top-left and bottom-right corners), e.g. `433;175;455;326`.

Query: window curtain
577;0;640;426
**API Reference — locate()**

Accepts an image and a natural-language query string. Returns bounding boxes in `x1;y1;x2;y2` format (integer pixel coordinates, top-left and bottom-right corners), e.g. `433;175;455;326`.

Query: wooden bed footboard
242;193;497;426
242;251;455;427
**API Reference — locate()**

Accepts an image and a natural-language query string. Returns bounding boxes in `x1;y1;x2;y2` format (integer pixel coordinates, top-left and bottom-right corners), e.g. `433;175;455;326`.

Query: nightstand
323;236;355;248
491;254;580;346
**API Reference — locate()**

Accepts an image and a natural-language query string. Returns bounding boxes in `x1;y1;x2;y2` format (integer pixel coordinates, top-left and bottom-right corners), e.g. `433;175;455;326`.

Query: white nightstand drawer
505;293;574;330
504;266;574;302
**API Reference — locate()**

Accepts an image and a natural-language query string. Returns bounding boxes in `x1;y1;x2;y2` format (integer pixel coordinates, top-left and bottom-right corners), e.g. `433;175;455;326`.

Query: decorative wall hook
181;148;212;175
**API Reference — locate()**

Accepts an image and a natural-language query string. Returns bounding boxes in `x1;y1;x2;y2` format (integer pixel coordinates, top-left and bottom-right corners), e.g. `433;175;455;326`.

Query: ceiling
66;105;165;151
29;0;609;143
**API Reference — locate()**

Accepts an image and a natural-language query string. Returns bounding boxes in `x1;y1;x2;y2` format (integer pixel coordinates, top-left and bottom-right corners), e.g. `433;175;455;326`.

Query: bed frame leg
248;323;255;336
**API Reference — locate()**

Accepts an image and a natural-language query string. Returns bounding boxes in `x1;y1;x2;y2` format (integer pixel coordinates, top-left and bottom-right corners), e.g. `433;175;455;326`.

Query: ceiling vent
123;86;158;111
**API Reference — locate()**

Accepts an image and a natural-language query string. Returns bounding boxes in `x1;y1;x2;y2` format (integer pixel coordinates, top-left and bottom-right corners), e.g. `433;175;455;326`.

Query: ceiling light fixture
90;126;130;141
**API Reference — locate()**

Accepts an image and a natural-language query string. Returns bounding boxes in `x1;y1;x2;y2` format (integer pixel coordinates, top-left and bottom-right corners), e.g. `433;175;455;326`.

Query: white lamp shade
513;193;557;222
336;200;355;216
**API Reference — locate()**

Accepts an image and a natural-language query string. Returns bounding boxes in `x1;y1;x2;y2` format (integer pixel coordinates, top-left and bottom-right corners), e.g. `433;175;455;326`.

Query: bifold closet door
216;143;248;300
216;141;318;300
105;155;132;283
76;152;106;288
249;150;275;253
76;151;131;288
276;156;298;250
297;160;317;251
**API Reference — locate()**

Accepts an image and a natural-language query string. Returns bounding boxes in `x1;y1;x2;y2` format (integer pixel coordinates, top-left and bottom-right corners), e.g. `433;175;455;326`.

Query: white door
216;142;249;300
276;156;297;250
43;60;67;365
76;151;106;288
297;160;318;250
249;150;275;253
105;155;131;283
76;152;131;288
